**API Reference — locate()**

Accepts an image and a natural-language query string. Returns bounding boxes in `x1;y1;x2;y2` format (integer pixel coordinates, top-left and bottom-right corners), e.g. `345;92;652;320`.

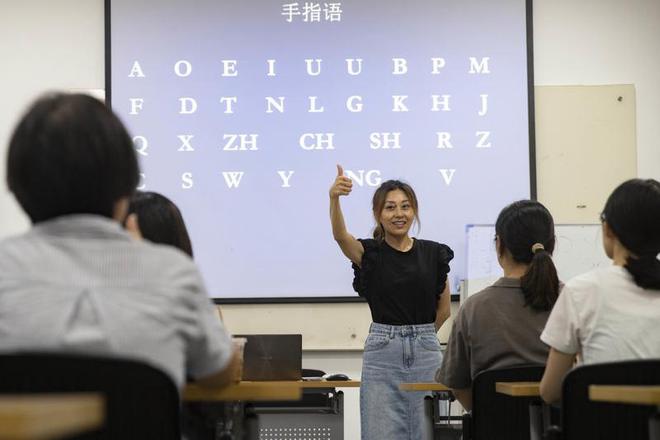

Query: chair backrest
561;359;660;440
0;353;181;440
471;364;546;440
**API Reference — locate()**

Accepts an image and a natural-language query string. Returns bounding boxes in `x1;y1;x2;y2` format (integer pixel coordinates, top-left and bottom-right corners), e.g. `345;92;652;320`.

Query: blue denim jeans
360;322;443;440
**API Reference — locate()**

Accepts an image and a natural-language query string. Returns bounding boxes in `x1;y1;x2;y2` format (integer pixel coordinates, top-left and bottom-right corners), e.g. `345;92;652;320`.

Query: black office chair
546;359;660;440
0;352;181;440
463;364;546;440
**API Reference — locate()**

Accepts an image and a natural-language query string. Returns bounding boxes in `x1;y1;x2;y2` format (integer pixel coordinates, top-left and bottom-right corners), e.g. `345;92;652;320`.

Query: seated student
0;93;238;389
436;200;560;410
540;179;660;404
125;191;194;257
124;190;224;321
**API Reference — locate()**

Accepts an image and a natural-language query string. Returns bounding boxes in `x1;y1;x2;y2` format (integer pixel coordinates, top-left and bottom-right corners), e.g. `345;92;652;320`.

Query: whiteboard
464;224;613;298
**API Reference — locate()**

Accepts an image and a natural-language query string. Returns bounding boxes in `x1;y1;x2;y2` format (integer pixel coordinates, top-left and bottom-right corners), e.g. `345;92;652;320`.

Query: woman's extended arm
329;164;364;266
435;282;451;331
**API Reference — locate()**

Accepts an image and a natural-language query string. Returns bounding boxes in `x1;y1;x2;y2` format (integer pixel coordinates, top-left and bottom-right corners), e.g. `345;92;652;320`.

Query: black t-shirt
352;238;454;325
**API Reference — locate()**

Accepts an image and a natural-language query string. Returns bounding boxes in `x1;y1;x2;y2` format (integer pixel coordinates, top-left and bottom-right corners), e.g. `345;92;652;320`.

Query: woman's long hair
127;191;194;258
602;178;660;289
495;200;559;311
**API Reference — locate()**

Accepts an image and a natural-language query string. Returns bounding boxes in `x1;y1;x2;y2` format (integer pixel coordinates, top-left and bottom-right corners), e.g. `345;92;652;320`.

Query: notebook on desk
234;334;302;381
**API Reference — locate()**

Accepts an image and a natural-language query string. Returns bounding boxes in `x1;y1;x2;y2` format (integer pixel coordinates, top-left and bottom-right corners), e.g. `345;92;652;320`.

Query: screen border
104;0;536;304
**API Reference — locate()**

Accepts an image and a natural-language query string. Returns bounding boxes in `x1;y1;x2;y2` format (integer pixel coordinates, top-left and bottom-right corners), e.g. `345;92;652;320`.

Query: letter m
469;57;490;74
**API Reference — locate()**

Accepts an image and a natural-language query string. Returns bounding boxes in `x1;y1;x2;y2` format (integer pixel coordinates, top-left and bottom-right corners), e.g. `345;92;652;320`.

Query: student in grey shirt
436;200;560;410
0;93;238;389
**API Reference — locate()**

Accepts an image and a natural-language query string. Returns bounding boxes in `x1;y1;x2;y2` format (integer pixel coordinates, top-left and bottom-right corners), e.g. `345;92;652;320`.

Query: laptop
235;334;302;381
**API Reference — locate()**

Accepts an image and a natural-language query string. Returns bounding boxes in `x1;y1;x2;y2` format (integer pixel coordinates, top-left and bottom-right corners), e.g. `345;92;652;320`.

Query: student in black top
329;165;453;440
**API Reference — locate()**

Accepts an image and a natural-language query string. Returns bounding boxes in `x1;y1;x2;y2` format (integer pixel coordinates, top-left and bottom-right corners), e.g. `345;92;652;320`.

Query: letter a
128;61;145;78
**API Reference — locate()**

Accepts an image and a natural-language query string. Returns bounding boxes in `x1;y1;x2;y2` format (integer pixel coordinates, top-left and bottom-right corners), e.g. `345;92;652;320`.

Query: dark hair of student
495;200;559;311
6;93;139;223
127;191;194;258
601;178;660;289
371;179;420;241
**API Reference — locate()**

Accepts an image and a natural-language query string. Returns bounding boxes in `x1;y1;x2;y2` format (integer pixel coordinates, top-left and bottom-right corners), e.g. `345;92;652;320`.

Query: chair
464;364;545;440
424;390;463;440
547;359;660;440
0;353;181;440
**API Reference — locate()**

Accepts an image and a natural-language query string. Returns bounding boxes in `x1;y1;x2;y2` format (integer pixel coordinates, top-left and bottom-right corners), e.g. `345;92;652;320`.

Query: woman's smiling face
379;189;415;238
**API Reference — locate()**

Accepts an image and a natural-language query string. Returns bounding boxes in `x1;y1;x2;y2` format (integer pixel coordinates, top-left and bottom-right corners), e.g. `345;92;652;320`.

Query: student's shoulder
120;240;200;289
461;284;500;310
135;242;211;301
452;285;498;324
135;240;197;272
0;232;27;253
0;230;50;270
565;266;614;286
562;266;617;299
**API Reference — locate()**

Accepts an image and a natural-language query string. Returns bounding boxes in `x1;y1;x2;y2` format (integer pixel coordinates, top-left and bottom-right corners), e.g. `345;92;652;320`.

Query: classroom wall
0;1;104;236
2;0;659;235
1;1;659;439
533;0;660;179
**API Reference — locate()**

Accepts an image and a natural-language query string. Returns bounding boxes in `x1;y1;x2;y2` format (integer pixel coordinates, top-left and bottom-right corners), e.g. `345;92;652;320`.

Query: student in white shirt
540;178;660;403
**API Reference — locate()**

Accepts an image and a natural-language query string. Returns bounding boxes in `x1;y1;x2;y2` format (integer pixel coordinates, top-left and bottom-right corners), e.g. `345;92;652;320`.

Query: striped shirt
0;214;232;387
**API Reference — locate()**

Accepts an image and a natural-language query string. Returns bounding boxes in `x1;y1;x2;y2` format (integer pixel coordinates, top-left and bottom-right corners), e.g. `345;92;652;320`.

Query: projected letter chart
108;0;533;300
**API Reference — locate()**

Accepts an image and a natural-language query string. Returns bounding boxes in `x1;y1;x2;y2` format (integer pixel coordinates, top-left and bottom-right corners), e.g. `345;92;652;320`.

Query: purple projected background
108;0;532;299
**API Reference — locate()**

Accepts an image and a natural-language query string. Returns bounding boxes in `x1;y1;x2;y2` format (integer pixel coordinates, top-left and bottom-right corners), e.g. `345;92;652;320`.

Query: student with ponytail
540;179;660;403
436;200;560;410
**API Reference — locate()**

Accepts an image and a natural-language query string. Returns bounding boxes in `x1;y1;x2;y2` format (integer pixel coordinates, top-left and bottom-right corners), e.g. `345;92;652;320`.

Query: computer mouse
325;373;350;381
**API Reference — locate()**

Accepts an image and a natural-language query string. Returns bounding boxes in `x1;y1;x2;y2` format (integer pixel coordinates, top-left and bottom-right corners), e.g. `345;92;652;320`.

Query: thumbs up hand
329;164;353;198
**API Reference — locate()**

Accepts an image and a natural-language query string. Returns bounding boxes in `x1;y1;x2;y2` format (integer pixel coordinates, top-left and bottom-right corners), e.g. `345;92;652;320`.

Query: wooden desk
183;380;360;401
184;381;302;401
0;393;104;440
589;385;660;407
399;383;451;392
184;380;361;439
299;380;360;389
589;385;660;440
495;381;541;397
